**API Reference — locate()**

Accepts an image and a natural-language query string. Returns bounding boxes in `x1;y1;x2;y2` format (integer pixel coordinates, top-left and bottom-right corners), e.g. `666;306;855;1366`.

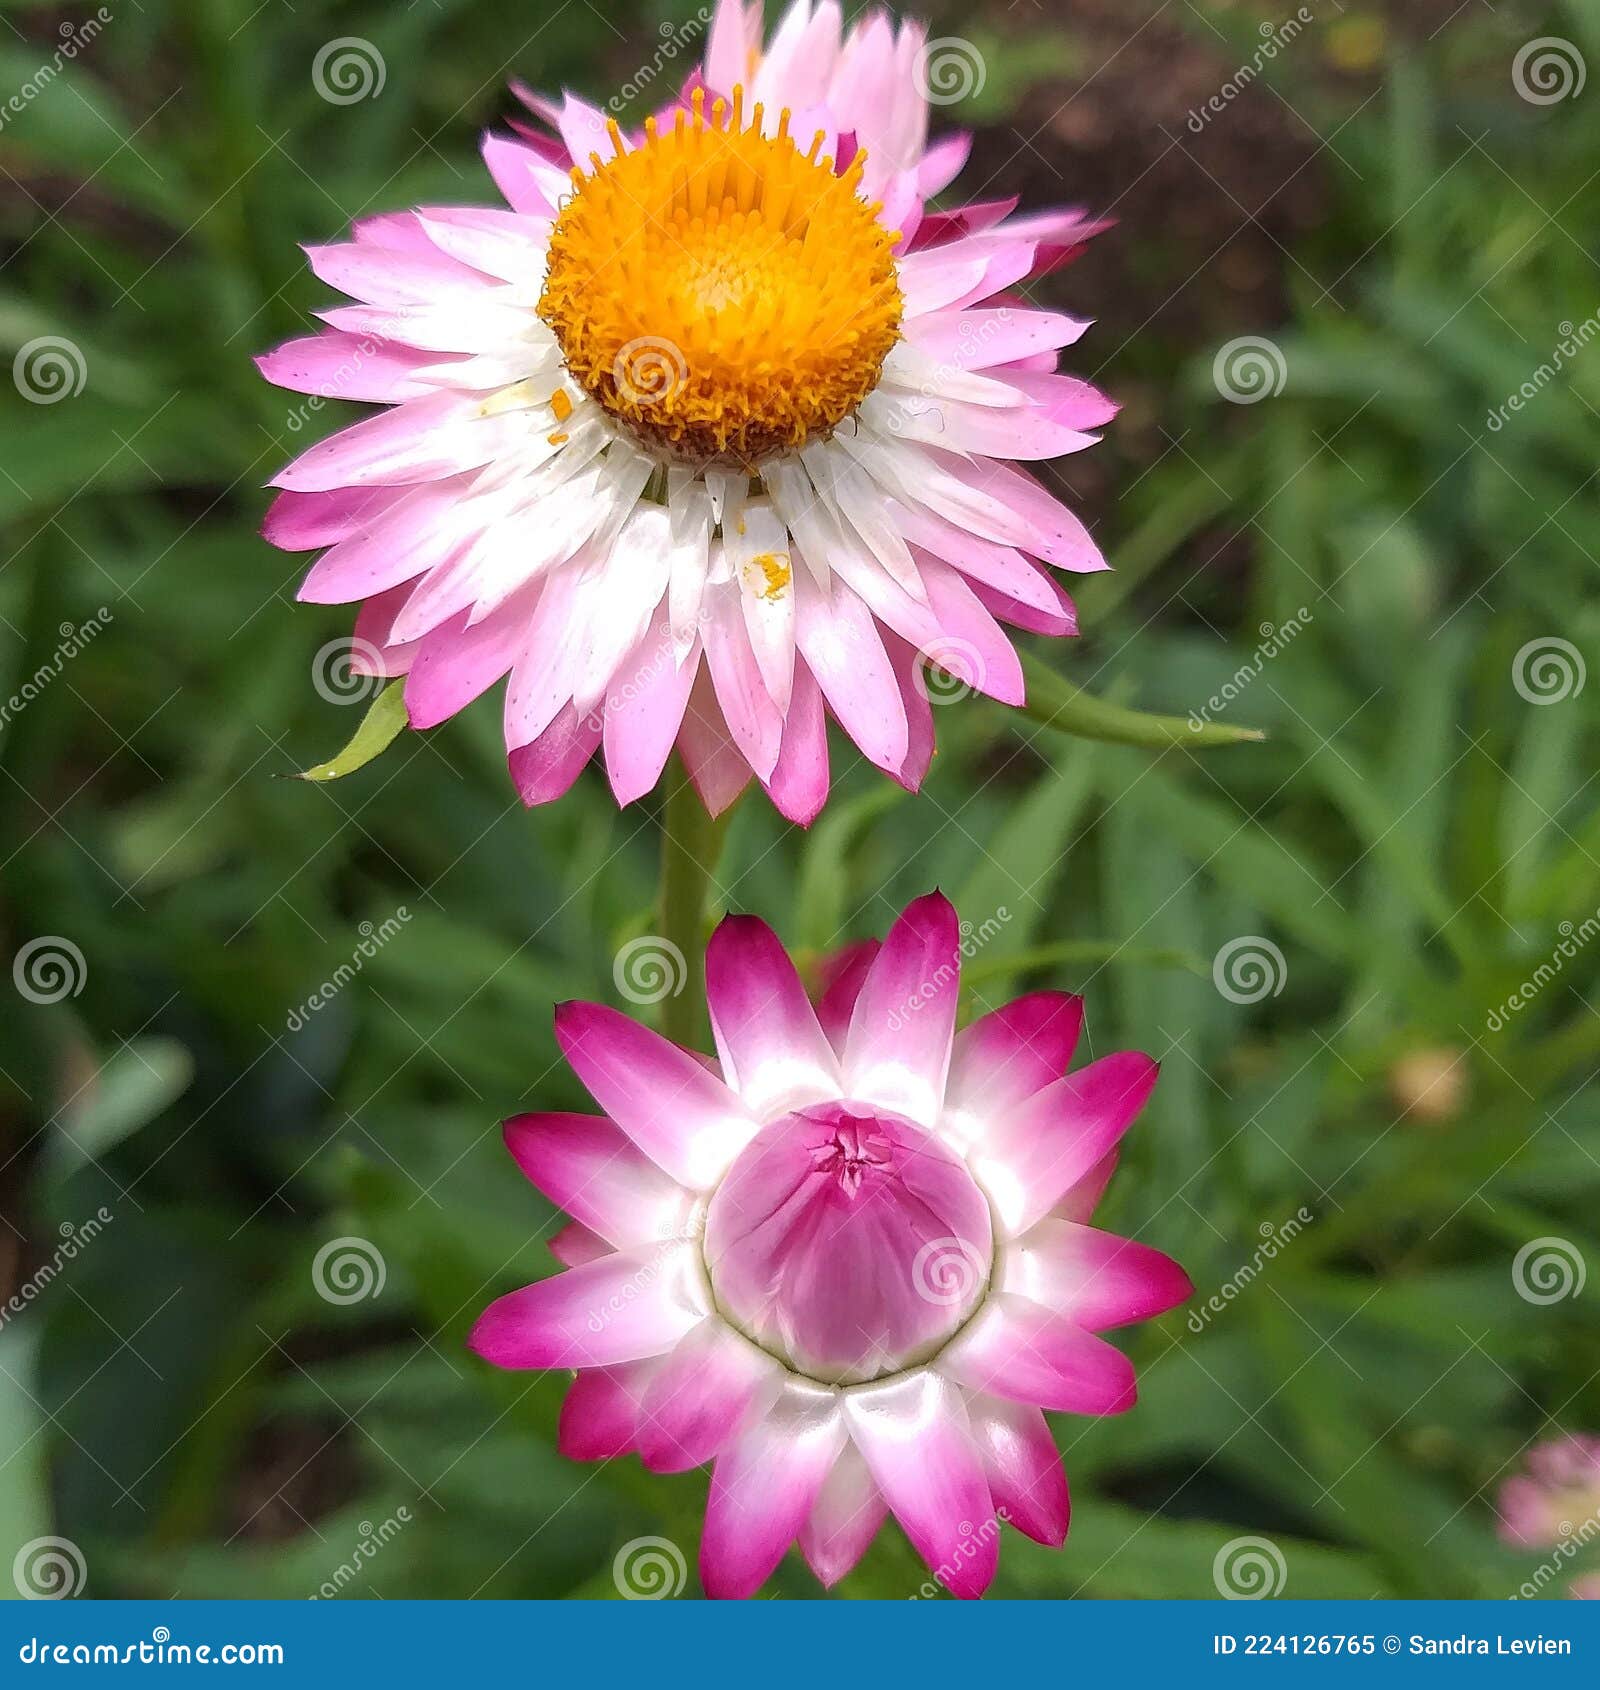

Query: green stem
659;758;734;1049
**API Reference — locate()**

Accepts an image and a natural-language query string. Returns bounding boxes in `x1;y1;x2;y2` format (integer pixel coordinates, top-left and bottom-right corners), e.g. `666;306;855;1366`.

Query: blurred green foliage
1;0;1597;1601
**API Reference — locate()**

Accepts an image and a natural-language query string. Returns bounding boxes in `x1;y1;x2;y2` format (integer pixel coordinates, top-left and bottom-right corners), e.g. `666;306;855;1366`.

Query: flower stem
659;757;734;1050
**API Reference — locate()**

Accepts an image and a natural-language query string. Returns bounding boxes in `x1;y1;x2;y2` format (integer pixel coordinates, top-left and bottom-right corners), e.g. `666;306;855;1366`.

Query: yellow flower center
538;89;903;466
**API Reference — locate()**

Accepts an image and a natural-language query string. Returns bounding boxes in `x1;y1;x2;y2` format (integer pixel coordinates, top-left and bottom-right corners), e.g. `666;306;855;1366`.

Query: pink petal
350;582;423;675
908;196;1016;251
968;571;1080;638
404;588;534;730
704;0;756;99
706;914;840;1116
700;1383;848;1599
1054;1151;1120;1224
947;991;1084;1122
635;1318;784;1474
842;891;961;1124
799;1441;886;1588
548;1219;610;1267
813;940;879;1051
554;1000;757;1189
558;1363;652;1460
481;131;566;214
918;559;1025;707
271;392;522;493
296;480;480;605
885;631;935;794
941;1294;1138;1415
415;206;552;283
905;305;1088;371
969;1051;1158;1236
912;448;1108;574
556;93;618;169
843;1372;998;1599
1005;1220;1192;1330
507;702;601;805
469;1242;703;1371
968;1394;1070;1546
256;331;444;403
503;1111;692;1250
263;485;404;551
703;582;784;780
603;630;700;807
794;576;909;775
303;239;489;306
761;659;831;826
676;670;754;817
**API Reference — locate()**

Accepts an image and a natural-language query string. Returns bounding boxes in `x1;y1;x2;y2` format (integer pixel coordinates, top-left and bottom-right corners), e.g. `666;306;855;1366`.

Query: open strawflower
262;1;1265;822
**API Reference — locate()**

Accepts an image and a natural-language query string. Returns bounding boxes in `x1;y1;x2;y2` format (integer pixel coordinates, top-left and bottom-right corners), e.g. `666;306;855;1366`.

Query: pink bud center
703;1102;994;1384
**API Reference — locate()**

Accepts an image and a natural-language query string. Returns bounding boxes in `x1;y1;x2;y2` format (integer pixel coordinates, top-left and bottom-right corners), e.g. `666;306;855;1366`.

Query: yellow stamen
748;552;792;598
538;87;903;465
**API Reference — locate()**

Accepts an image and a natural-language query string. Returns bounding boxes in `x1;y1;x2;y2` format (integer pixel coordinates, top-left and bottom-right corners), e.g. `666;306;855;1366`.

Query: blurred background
2;0;1599;1601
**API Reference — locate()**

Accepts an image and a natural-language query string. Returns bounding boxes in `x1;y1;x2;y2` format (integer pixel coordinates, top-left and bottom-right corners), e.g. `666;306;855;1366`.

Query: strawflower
260;1;1112;820
470;892;1189;1597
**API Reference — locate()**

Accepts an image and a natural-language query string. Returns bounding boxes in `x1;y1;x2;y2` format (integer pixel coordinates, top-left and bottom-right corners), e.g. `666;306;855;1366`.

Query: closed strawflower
260;1;1112;821
470;893;1190;1597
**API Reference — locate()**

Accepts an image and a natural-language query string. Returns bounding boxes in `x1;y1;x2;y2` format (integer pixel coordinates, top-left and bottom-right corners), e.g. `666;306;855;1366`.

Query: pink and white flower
1498;1435;1600;1549
470;892;1189;1598
260;1;1112;822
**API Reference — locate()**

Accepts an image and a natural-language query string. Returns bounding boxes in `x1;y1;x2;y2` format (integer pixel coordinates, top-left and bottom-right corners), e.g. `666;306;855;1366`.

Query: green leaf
40;1037;194;1187
293;682;409;782
1019;652;1265;750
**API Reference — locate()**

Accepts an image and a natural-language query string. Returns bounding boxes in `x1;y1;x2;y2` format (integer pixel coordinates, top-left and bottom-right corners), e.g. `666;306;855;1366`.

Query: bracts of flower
469;893;1191;1598
259;0;1113;823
